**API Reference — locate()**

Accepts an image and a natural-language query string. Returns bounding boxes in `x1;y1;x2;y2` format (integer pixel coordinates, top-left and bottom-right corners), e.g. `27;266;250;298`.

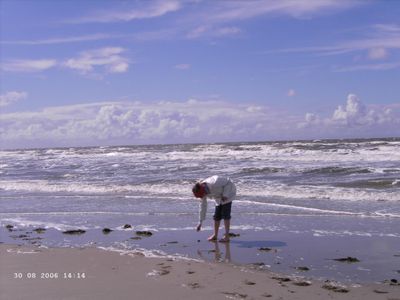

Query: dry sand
1;244;399;300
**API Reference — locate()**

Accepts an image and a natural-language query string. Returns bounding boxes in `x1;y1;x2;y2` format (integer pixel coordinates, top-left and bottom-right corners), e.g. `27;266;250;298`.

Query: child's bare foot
207;234;217;241
219;235;230;243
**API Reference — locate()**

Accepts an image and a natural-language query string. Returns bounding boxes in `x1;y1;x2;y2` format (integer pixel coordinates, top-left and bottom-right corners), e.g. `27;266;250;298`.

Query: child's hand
196;223;202;231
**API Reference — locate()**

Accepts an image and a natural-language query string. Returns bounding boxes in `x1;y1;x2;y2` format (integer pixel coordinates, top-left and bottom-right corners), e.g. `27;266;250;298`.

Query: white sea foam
0;180;189;197
235;200;364;216
0;217;90;231
239;182;399;202
6;248;41;254
157;225;267;231
97;246;202;262
312;229;400;238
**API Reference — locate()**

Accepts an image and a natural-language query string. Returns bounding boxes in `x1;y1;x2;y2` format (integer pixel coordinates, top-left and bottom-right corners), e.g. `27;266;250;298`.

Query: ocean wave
2;141;400;176
239;182;399;202
0;180;190;197
0;211;191;216
237;167;283;175
303;166;372;175
1;177;398;204
335;178;400;189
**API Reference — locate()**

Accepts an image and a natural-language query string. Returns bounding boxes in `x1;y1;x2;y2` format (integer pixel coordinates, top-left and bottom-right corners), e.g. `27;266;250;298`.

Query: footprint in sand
188;282;202;289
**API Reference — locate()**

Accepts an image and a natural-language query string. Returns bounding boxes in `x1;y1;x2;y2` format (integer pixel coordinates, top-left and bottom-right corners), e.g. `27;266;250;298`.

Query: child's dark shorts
213;202;232;221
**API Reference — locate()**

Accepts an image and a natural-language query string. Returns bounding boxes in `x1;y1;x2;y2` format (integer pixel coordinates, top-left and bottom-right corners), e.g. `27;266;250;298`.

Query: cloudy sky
1;0;399;149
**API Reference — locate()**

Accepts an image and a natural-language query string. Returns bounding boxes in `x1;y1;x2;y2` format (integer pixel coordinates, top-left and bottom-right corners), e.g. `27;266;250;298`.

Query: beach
1;243;399;300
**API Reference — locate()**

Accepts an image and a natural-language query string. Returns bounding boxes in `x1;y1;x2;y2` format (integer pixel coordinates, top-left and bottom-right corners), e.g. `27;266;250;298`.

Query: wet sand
1;244;399;300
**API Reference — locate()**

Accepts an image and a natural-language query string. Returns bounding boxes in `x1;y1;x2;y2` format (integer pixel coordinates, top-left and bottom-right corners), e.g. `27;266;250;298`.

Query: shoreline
2;217;400;283
1;243;399;300
1;217;399;284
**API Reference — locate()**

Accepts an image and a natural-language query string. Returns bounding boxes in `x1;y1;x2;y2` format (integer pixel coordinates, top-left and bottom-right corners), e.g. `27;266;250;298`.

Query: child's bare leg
219;219;230;242
208;220;220;241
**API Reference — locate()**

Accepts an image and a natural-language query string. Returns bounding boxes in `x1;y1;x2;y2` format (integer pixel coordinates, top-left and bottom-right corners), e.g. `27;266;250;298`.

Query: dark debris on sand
271;276;291;282
333;256;360;263
33;228;46;234
228;233;240;237
250;262;265;268
383;279;399;286
258;247;272;252
292;281;312;287
136;231;153;237
62;229;86;235
322;281;349;293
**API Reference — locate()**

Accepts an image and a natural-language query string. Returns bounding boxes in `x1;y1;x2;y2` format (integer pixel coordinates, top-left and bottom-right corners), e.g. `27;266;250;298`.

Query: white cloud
62;0;359;40
265;22;400;72
0;100;288;148
304;113;320;124
72;0;355;25
1;30;180;45
186;25;210;39
187;25;242;39
71;0;181;23
372;24;400;33
331;94;367;125
1;33;115;45
1;59;57;72
2;47;130;76
214;26;242;36
266;23;400;59
204;0;362;22
368;47;388;60
185;0;356;39
174;64;191;70
63;47;129;74
301;94;400;136
0;91;27;107
287;89;296;97
1;96;398;149
333;62;400;72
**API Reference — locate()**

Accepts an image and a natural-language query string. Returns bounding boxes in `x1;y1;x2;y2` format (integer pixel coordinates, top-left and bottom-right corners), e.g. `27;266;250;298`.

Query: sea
1;138;399;283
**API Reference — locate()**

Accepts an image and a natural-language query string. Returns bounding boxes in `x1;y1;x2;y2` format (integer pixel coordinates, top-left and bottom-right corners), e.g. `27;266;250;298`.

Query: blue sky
1;0;399;148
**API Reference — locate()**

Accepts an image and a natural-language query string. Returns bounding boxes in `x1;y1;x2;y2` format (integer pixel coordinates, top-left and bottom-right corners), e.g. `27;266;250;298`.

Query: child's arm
197;197;207;231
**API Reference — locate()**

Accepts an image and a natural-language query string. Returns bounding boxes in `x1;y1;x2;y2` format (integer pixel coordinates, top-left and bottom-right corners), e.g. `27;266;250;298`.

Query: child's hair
192;182;201;194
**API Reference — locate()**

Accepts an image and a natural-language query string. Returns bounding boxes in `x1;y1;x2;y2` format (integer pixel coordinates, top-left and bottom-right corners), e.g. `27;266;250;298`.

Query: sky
0;0;399;149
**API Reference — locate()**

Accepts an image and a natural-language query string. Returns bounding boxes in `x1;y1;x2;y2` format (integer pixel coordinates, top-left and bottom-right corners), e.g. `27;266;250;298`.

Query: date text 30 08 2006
13;272;86;279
